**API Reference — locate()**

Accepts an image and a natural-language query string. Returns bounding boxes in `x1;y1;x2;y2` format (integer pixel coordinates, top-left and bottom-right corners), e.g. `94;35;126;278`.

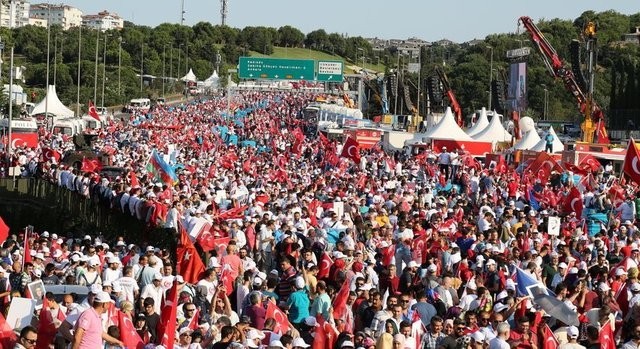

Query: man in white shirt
438;147;451;180
488;322;511;349
115;266;139;303
140;274;163;315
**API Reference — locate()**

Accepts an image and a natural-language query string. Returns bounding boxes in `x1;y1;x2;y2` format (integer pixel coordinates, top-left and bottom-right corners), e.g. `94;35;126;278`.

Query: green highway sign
238;57;315;80
316;60;344;82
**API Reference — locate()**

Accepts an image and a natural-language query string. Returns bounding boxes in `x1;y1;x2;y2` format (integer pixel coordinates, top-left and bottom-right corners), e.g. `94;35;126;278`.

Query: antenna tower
221;0;228;26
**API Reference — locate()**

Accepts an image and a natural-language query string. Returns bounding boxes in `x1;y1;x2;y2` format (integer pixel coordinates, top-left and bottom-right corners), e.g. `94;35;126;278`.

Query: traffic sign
317;60;343;82
238;57;315;80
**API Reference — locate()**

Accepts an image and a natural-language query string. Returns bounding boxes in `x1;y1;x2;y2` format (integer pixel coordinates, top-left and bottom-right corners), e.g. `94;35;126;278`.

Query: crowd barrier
0;178;147;243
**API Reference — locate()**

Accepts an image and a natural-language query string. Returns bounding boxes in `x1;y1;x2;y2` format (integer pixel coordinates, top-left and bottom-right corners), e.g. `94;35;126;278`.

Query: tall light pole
417;47;421;116
542;85;548;120
76;25;81;117
140;42;144;94
162;44;166;97
101;34;107;108
181;0;186;25
45;1;50;124
487;45;493;110
53;34;57;85
118;37;122;101
94;29;100;103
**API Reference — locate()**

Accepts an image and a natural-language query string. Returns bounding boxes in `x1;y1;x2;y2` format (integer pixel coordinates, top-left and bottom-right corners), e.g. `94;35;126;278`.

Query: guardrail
0;178;146;242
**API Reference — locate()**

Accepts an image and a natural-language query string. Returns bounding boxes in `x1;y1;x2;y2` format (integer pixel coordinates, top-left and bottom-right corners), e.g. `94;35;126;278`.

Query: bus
53;118;85;137
128;98;151;113
0;118;39;148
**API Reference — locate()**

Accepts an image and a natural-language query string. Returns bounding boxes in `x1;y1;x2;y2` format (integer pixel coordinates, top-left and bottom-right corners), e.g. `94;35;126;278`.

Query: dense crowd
0;89;640;349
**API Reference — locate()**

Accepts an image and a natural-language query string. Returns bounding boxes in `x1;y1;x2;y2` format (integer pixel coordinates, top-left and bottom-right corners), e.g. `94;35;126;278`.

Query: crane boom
434;66;463;127
518;16;606;143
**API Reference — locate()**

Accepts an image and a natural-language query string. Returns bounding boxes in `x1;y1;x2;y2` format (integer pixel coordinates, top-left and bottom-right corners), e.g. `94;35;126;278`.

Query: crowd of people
0;88;640;349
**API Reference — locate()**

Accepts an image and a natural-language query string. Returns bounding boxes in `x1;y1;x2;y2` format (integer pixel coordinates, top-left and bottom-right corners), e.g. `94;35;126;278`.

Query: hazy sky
64;0;638;42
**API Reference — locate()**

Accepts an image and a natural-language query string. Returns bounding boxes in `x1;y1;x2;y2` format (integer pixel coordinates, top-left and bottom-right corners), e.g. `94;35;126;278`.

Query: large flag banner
146;149;178;186
88;100;101;121
340;137;361;163
158;281;178;348
177;224;205;284
623;138;640;184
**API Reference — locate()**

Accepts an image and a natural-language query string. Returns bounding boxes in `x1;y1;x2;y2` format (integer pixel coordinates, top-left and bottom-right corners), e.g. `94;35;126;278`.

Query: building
82;10;124;31
366;37;431;58
623;27;640;45
30;3;83;30
28;17;47;27
0;0;30;28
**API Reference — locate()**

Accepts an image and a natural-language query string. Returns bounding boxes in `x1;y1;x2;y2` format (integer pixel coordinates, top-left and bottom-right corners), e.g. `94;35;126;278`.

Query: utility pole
140;43;144;94
220;0;228;26
76;25;81;117
94;29;99;103
487;45;493;110
180;0;186;25
101;34;107;108
45;1;50;124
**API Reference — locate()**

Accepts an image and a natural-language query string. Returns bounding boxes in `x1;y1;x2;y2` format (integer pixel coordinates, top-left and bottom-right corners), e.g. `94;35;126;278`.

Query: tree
277;26;304;47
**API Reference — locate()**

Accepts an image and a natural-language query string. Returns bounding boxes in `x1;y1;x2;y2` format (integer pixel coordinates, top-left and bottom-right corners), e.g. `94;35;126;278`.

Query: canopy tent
531;126;565;153
472;111;512;143
181;68;197;82
202;70;220;88
466;108;490;137
512;130;542;150
31;85;75;117
423;107;473;141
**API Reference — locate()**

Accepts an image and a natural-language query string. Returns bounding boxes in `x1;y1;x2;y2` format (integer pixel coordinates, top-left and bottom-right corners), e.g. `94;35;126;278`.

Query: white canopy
31;85;75;117
531;126;565;153
181;68;197;82
203;70;220;88
423;107;473;141
472;111;512;143
512;130;542;150
466;107;490;137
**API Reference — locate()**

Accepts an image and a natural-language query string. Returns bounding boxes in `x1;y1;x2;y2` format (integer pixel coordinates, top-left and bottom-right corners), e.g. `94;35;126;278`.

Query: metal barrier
0;178;146;241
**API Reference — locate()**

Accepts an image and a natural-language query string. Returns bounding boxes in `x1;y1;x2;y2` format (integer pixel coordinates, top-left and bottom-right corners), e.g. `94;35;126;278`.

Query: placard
6;297;36;331
548;216;561;236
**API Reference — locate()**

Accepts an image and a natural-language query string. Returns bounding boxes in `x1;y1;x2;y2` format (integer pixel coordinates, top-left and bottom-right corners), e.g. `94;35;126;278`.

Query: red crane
518;16;607;143
434;66;463;127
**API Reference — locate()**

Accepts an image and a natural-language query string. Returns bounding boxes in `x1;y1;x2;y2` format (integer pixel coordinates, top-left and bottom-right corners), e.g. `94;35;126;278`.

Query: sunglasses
24;338;37;345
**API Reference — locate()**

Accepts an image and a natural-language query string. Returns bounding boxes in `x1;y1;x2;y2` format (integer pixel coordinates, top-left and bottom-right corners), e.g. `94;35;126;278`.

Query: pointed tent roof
423;107;473;141
181;68;197;82
31;85;75;117
203;70;220;88
531;126;565;152
466;108;490;137
472;111;512;143
512;130;542;150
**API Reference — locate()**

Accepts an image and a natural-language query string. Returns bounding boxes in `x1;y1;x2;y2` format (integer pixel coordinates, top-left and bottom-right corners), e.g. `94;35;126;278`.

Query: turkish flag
317;252;333;279
332;275;353;333
196;230;218;252
36;298;58;349
177;224;205;284
562;187;583;218
313;317;338;349
525;152;562;181
578;154;602;172
88;100;101;121
291;137;303;156
217;205;248;220
128;171;140;188
623;138;640;184
118;310;145;349
563;162;589;176
158;281;178;348
307;200;322;228
0;216;9;244
318;132;331;147
42;148;61;164
599;320;616;349
340;137;361;163
292;127;305;141
380;244;395;266
266;301;291;335
411;234;429;264
595;120;610;144
615;282;629;316
0;312;17;349
81;157;103;173
541;324;558;349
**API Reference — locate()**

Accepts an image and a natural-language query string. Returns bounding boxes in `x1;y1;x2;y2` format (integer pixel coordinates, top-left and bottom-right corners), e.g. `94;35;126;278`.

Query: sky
64;0;638;43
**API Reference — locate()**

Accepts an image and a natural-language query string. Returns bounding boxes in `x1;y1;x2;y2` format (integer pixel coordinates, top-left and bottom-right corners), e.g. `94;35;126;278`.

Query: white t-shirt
116;276;140;303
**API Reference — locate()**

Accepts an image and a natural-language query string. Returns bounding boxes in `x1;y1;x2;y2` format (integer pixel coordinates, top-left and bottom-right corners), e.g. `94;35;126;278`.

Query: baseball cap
178;327;193;336
246;329;265;340
292;338;310;348
269;340;285;349
304;316;319;327
493;303;508;313
630;283;640;292
567;326;579;338
341;341;355;348
616;268;628;276
94;291;114;303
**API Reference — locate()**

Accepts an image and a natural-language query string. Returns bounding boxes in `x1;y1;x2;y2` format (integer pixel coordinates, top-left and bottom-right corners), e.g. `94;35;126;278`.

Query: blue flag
529;190;540;211
514;266;554;297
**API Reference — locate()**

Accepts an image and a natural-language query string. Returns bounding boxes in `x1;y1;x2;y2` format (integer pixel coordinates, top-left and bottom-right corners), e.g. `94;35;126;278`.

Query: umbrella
532;288;579;326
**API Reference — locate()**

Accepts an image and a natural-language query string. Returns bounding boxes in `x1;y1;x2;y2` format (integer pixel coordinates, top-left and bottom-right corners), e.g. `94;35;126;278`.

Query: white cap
292;338;310;348
41;231;50;237
598;282;610;292
506;279;516;290
146;246;155;252
52;250;62;258
485;259;497;266
304;316;319;327
176;275;185;284
295;276;305;289
253;277;263;286
558;262;568;269
246;329;265;340
567;326;579;338
568;267;579;274
470;331;485;343
89;284;102;294
427;264;437;272
630;283;640;292
408;261;420;268
35;252;44;260
616;268;628;276
210;257;221;268
94;291;114;303
269;340;285;349
341;341;355;348
493;303;508;313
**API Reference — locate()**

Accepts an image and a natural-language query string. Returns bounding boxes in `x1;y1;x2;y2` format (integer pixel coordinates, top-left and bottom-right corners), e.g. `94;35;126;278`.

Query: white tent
466;107;490;137
181;68;197;82
512;130;542;150
203;70;220;88
31;85;75;117
472;111;512;143
531;126;565;153
423;107;473;141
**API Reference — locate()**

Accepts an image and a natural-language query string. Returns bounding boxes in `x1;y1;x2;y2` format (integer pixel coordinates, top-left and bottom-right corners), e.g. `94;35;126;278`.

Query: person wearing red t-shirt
508;316;539;349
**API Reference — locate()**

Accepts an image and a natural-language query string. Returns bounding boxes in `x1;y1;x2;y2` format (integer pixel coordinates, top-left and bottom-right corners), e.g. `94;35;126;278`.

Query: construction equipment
518;16;607;144
434;66;463;126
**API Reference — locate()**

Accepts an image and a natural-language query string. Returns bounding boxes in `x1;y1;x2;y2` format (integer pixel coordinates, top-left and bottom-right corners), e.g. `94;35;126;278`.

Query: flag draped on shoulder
146;149;178;186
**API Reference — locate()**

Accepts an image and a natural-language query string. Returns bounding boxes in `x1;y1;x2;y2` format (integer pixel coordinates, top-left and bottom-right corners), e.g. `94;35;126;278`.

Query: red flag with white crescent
88;100;101;122
340;137;361;163
317;252;333;279
158;281;178;348
541;323;559;349
623;138;640;184
118;310;145;349
599;320;616;349
561;187;583;218
266;300;291;335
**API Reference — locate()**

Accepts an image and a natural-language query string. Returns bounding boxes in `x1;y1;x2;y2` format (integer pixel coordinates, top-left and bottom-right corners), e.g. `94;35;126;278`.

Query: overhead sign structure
316;60;344;82
238;57;315;80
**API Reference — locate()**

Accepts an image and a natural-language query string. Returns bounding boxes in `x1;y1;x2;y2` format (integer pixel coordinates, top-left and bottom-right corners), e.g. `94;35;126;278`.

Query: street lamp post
118;37;123;101
543;86;549;120
76;26;81;117
94;29;99;103
487;45;493;110
162;44;166;97
101;34;107;108
140;42;144;94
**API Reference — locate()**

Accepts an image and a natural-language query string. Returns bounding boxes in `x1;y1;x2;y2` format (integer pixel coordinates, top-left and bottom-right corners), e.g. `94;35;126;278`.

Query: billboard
508;62;527;112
